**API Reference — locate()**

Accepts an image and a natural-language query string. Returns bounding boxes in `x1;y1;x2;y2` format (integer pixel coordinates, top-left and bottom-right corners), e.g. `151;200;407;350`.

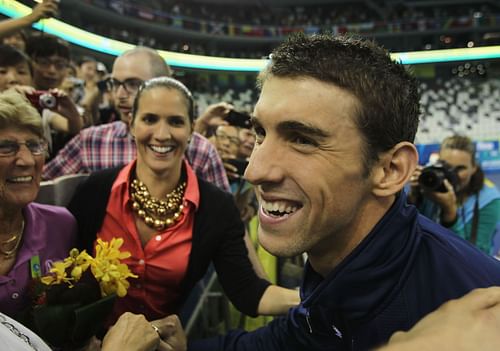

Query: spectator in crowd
0;90;76;318
68;77;299;326
0;0;58;52
0;44;83;157
237;127;256;160
42;46;230;192
409;135;500;254
160;33;500;351
0;45;32;91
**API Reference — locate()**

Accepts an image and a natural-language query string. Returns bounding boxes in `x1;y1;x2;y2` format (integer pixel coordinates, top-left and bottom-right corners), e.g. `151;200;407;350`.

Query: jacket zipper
306;310;313;334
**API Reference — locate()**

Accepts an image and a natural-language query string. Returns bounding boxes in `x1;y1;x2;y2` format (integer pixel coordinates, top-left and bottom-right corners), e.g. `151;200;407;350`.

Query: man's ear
371;141;418;197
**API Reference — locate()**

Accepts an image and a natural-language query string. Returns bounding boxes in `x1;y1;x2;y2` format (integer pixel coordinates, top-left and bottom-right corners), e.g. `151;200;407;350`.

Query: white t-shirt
0;313;51;351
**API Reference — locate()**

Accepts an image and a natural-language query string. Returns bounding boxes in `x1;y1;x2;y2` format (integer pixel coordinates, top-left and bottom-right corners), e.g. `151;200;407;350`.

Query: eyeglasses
0;139;48;157
105;78;144;95
34;57;69;70
216;132;240;146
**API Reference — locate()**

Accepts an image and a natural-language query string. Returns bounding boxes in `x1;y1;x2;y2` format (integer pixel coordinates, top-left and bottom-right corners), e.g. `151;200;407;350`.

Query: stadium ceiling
2;0;500;71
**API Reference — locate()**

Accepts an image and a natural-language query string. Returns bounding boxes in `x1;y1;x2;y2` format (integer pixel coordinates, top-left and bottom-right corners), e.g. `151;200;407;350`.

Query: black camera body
418;160;459;193
226;110;251;129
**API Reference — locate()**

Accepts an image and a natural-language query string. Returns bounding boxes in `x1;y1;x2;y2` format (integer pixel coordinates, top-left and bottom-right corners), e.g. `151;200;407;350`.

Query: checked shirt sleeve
42;133;84;180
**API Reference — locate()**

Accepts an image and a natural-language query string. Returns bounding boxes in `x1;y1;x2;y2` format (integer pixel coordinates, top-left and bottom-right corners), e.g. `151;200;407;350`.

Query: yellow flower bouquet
25;238;137;349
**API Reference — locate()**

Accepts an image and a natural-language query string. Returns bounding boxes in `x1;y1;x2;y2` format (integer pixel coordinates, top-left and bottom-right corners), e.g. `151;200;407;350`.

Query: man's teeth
149;145;174;154
9;176;33;183
261;200;298;216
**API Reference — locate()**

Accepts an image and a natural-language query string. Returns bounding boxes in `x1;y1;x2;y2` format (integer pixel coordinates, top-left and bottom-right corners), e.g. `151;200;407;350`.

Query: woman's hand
423;179;458;224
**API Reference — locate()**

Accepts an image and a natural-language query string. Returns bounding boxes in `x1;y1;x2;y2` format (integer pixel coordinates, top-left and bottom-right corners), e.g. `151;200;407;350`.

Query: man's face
2;33;26;52
214;125;240;159
238;128;256;159
79;61;97;82
111;53;154;123
0;62;32;91
32;54;68;90
245;76;375;262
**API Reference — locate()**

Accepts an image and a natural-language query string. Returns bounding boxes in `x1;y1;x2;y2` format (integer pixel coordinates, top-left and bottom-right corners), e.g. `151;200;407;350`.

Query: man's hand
101;312;160;351
150;314;187;351
194;102;233;135
381;287;500;351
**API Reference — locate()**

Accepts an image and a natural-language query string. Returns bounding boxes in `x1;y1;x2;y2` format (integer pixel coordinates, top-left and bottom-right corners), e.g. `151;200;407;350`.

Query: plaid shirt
42;121;230;192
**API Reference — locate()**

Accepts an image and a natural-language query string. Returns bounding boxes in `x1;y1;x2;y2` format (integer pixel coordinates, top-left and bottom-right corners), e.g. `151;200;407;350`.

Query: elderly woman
69;77;298;324
0;90;76;317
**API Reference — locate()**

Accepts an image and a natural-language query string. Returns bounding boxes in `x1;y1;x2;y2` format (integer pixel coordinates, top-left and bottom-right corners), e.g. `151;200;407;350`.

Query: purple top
0;203;77;318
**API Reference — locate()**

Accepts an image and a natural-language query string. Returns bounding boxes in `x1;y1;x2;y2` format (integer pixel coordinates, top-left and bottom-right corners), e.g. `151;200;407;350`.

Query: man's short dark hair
26;33;70;61
258;33;421;174
0;45;32;75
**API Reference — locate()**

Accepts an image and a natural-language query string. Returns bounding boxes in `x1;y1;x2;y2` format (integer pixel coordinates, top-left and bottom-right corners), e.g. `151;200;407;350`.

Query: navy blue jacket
190;193;500;350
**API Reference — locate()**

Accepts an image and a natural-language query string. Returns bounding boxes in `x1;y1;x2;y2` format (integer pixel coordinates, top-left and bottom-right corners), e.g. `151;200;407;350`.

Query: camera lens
418;167;447;192
39;93;57;109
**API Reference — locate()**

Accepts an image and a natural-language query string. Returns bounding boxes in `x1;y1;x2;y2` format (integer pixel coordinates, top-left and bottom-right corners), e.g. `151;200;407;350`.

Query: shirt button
11;292;19;299
138;259;145;265
155;235;161;241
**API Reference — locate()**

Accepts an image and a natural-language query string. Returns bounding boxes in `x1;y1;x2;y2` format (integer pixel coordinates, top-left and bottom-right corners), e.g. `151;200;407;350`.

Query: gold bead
145;217;154;226
166;218;173;226
132;202;140;210
173;212;180;220
154;219;163;229
138;210;146;218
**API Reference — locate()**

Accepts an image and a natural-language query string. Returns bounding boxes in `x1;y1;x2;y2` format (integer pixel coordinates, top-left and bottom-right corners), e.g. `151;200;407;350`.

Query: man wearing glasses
43;46;230;192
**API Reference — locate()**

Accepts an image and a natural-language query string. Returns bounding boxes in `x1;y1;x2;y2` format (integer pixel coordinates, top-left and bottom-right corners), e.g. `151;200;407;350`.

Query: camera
225;158;249;178
418;160;459;193
26;91;58;111
226;110;251;129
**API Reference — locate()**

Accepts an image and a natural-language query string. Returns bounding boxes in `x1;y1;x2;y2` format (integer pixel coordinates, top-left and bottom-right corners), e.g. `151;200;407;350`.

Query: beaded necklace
130;178;186;231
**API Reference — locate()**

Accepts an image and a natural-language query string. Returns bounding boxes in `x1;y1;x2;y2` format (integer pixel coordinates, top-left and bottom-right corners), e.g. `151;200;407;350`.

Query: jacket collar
300;192;420;323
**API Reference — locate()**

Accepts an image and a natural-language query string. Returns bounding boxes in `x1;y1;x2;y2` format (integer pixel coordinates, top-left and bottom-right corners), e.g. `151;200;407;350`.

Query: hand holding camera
410;161;458;220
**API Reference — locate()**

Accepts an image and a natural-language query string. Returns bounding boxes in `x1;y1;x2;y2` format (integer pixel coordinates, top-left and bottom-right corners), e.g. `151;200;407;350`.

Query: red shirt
98;159;199;323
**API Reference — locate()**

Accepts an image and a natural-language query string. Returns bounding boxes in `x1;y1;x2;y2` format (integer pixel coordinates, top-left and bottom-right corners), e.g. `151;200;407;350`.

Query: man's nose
244;138;283;185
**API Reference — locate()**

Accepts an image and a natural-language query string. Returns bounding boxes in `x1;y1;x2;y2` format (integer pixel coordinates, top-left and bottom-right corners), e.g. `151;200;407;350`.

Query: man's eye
291;135;315;146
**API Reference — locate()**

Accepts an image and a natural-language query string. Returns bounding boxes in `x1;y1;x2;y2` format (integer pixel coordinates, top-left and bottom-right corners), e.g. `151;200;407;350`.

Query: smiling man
179;33;500;351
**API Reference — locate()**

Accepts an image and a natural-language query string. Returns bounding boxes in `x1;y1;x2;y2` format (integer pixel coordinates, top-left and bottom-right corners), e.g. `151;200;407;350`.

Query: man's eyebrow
277;120;329;138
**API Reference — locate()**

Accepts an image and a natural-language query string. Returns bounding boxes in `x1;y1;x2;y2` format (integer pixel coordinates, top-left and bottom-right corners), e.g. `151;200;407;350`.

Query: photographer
0;44;82;158
408;135;500;254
